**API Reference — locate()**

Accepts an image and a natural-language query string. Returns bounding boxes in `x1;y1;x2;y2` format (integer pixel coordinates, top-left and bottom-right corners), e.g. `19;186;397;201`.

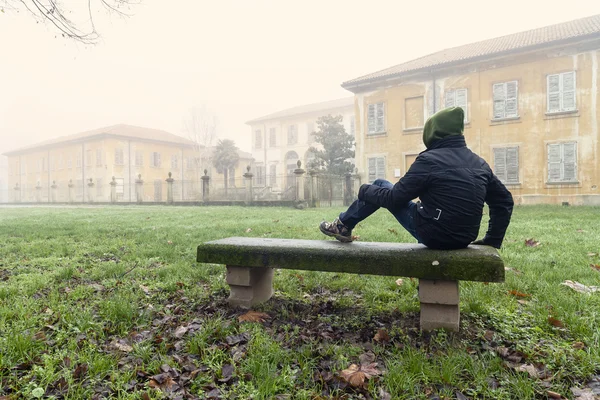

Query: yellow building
343;14;600;205
4;124;253;203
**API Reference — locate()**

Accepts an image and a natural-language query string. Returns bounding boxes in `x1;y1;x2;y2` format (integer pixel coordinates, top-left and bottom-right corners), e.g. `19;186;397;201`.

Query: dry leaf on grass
395;278;403;286
548;317;565;328
238;310;270;323
245;228;252;233
561;280;600;293
508;290;531;298
590;264;600;272
339;363;381;388
373;328;390;343
525;238;541;247
504;266;523;275
572;342;585;350
111;340;133;352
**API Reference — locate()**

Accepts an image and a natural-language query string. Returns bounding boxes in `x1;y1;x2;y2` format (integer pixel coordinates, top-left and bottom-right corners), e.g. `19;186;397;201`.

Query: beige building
246;97;355;192
343;14;600;205
0;156;7;203
4;124;252;203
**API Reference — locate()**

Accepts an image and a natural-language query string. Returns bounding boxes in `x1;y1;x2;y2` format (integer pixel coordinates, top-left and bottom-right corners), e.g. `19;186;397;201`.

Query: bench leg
418;279;460;332
225;265;274;308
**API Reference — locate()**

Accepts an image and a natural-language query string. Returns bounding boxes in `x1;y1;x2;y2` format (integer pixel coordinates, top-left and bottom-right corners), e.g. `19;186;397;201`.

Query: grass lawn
1;205;599;400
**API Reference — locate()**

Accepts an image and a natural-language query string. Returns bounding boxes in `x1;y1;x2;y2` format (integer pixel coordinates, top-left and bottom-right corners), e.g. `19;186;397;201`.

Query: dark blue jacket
358;136;514;249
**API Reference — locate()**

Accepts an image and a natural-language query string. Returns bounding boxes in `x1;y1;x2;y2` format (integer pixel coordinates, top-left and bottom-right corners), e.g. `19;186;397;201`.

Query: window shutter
368;158;376;182
562;72;576;111
506;81;518;118
444;91;455;108
493;83;506;119
376;157;385;180
506;147;519;183
562;142;577;181
547;75;561;112
547;143;562;182
376;103;385;133
493;148;507;181
456;89;467;120
368;104;375;133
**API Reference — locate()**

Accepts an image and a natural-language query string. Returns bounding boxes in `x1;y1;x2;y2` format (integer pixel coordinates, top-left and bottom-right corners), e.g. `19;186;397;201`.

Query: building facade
343;14;600;205
4;124;252;203
0;156;7;203
246;98;354;192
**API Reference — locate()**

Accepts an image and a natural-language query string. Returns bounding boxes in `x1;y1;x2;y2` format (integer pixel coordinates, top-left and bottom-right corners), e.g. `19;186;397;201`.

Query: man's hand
358;184;370;201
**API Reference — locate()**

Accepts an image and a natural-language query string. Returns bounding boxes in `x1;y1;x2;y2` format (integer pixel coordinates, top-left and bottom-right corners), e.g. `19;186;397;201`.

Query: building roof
246;97;354;124
3;124;197;155
343;14;600;89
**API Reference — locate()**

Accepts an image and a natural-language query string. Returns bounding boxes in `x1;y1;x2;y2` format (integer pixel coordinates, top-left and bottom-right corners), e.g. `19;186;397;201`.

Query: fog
0;0;598;158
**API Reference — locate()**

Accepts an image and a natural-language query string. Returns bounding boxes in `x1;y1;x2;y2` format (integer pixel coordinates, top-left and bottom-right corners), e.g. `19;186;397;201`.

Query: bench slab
197;237;505;282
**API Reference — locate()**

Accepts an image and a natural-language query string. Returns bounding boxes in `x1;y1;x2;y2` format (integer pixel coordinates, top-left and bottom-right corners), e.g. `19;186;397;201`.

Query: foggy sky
1;0;599;157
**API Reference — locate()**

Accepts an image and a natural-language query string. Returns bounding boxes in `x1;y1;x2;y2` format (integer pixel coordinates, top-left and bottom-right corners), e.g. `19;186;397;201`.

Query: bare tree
182;106;219;179
1;0;140;44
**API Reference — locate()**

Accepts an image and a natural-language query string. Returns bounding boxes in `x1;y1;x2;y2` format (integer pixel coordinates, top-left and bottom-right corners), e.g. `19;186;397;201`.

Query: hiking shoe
319;218;353;243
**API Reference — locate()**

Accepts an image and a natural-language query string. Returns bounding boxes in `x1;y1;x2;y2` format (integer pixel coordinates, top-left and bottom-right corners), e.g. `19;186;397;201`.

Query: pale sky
1;0;599;157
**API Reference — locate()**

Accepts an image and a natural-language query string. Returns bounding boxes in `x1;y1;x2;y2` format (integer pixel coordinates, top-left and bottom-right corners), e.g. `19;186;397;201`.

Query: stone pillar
243;166;253;205
87;178;95;203
166;172;174;205
344;171;353;206
35;182;42;203
294;160;306;202
226;265;274;308
51;181;57;203
308;170;317;208
13;183;21;203
418;279;460;332
201;169;210;202
135;174;144;204
110;176;117;203
68;180;74;203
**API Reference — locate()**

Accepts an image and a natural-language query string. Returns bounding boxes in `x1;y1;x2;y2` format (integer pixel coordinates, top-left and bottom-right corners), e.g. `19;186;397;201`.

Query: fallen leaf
388;228;398;235
547;390;563;399
139;284;150;295
571;387;596;399
205;388;221;399
238;310;270;323
167;240;173;245
395;278;403;286
379;387;392;400
245;228;252;233
456;391;468;400
373;328;390;343
505;266;523;275
548;317;565;328
483;330;495;342
508;290;531;298
432;260;440;266
572;342;585;350
590;264;600;272
587;252;598;257
339;363;381;388
561;280;600;293
148;373;178;392
272;219;279;223
141;393;151;400
517;299;530;305
525;238;541;247
516;363;540;378
576;229;586;233
174;325;188;339
225;332;251;346
73;363;88;380
351;235;360;241
359;352;376;365
220;364;234;382
112;340;133;352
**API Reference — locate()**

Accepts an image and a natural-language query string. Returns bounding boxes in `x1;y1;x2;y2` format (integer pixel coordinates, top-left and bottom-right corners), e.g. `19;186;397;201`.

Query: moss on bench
196;237;504;283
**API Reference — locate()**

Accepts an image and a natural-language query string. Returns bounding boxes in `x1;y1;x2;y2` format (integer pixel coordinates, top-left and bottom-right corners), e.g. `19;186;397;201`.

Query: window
255;130;262;149
493;81;518;119
96;149;103;166
151;152;161;167
171;155;178;170
367;157;385;182
186;156;195;169
548;142;577;183
287;125;298;145
86;150;92;167
67;157;72;169
493;147;519;184
547;72;576;113
135;150;144;167
405;96;425;129
306;122;315;144
114;148;124;165
269;128;277;147
254;165;265;186
367;103;385;134
350;116;355;135
76;154;82;168
269;164;277;186
444;88;468;121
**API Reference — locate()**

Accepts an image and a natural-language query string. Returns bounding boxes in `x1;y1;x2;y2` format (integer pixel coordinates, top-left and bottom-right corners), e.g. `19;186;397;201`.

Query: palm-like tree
212;139;240;195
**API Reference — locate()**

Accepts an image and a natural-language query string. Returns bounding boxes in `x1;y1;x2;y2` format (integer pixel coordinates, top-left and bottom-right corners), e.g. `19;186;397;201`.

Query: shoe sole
319;224;353;243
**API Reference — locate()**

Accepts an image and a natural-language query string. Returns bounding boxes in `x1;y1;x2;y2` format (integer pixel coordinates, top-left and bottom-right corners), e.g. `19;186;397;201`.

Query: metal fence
1;171;360;208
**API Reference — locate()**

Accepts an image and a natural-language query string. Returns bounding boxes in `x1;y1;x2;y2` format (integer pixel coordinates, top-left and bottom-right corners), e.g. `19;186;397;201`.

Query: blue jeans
339;179;420;241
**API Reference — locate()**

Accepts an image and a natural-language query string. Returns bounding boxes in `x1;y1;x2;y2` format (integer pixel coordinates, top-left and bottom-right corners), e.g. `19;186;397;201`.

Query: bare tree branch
3;0;140;44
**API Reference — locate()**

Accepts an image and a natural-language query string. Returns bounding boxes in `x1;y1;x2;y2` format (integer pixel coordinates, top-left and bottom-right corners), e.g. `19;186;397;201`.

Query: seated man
319;107;514;250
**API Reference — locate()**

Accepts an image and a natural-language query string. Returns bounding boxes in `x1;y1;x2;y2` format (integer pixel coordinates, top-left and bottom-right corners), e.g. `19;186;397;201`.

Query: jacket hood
422;107;464;148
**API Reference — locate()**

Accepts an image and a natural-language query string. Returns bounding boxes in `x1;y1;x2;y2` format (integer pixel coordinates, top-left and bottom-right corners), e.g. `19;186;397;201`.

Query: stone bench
196;237;505;331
